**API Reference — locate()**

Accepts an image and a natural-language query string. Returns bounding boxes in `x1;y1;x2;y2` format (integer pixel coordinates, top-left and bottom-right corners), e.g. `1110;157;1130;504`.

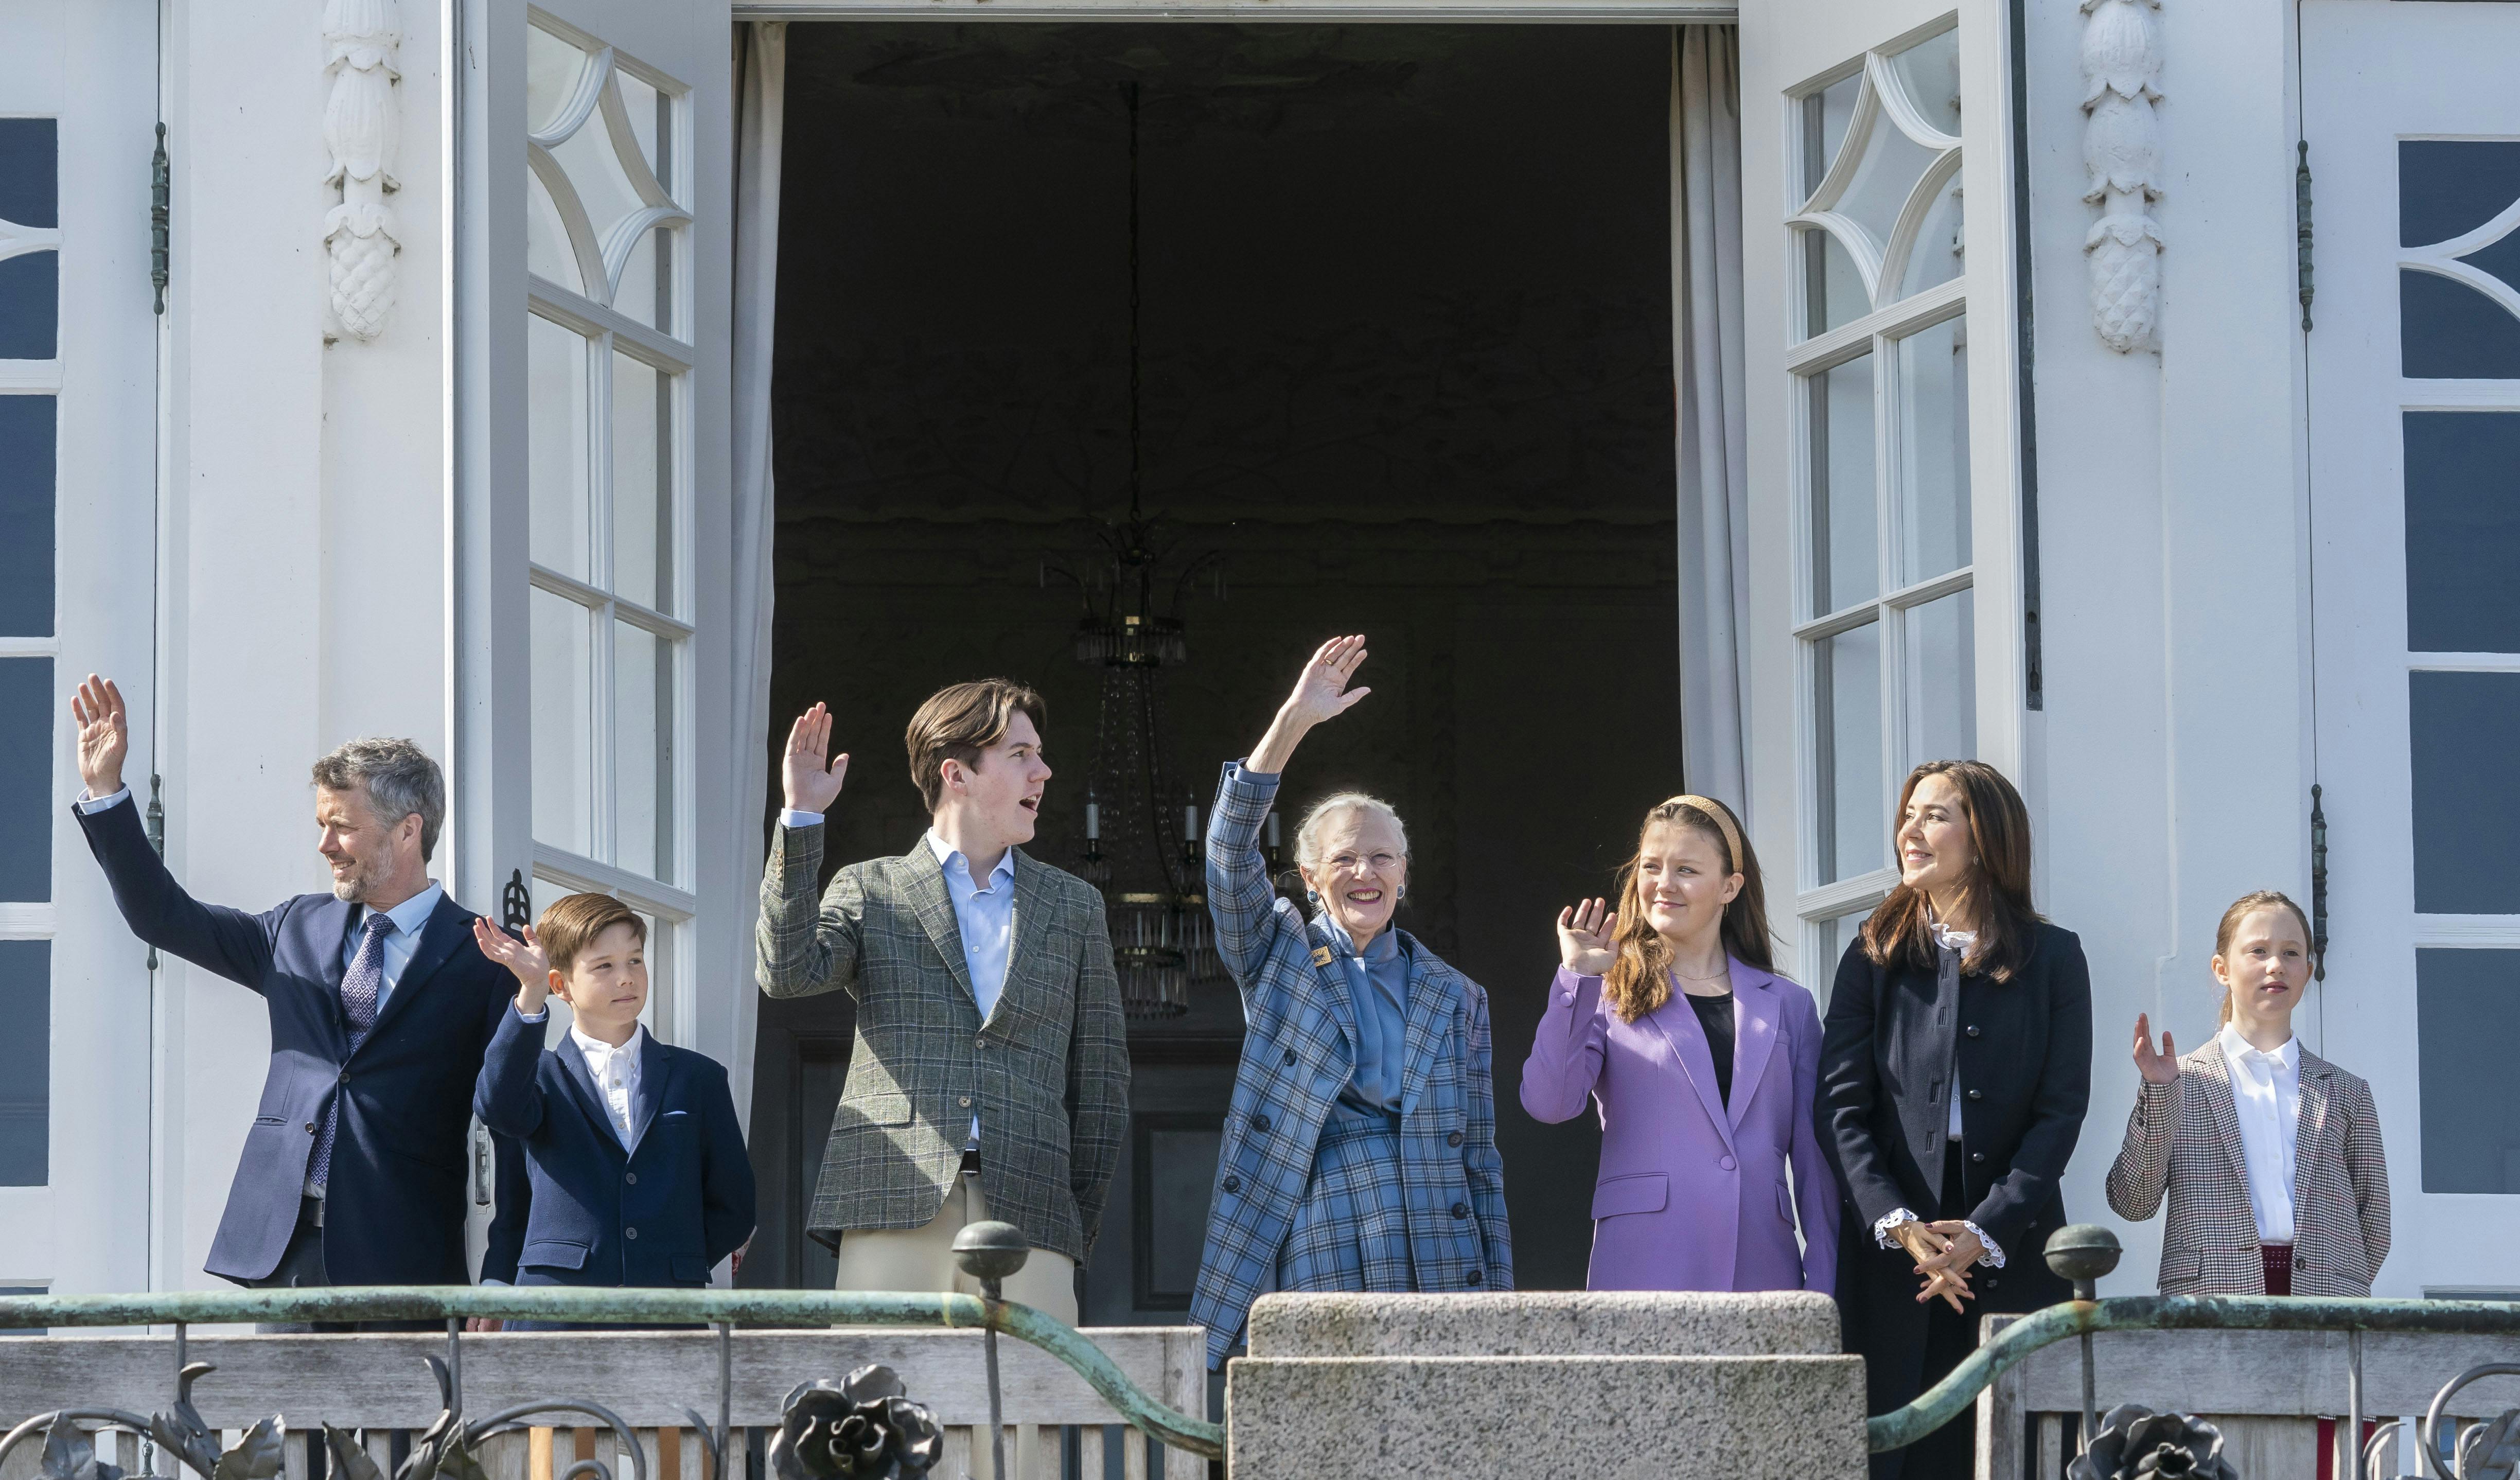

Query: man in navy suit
69;676;523;1313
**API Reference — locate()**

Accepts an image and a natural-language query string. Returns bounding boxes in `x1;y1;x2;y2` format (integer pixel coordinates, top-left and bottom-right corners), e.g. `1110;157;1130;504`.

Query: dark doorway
748;21;1681;1309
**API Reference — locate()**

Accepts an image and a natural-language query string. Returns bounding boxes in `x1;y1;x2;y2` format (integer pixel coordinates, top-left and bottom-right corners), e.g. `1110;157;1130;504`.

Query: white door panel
2304;0;2520;1296
0;0;161;1295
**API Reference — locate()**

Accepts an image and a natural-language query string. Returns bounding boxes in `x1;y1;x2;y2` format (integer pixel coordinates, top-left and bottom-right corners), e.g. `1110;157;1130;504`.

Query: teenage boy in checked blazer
471;892;754;1324
757;680;1129;1329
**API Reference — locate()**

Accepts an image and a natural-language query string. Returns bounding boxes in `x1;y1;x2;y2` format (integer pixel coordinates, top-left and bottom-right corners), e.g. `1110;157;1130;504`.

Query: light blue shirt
1327;923;1410;1114
346;883;445;1012
925;830;1015;1023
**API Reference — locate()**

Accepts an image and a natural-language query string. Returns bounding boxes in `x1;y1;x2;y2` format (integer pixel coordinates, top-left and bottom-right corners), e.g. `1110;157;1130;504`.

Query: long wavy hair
1603;796;1775;1023
1858;760;2041;982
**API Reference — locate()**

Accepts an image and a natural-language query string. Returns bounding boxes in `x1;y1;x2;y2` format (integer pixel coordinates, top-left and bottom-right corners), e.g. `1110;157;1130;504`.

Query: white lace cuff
1872;1208;2005;1267
1959;1222;2006;1267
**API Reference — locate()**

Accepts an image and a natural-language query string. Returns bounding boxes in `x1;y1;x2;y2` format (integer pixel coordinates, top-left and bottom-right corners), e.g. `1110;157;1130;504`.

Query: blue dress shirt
1329;924;1411;1113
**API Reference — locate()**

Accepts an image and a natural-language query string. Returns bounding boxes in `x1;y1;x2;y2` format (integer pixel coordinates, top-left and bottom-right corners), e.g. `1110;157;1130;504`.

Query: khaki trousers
832;1168;1077;1480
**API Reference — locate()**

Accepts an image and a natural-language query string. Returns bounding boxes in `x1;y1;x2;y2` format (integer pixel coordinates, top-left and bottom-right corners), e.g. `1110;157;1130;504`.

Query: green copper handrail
1866;1295;2520;1454
0;1287;1226;1461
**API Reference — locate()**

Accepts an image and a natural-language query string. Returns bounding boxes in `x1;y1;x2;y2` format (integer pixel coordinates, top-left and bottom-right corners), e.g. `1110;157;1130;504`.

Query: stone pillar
1225;1291;1868;1479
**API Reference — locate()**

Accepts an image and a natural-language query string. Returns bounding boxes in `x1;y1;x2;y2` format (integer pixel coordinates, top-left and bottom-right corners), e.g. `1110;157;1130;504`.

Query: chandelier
1045;81;1229;1020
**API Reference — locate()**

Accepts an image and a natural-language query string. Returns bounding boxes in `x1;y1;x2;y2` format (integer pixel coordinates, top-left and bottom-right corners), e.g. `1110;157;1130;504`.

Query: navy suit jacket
473;1007;755;1286
74;796;521;1285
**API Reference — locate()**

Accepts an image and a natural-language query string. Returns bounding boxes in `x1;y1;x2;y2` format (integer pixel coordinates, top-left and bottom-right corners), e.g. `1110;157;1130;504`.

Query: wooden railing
0;1328;1209;1480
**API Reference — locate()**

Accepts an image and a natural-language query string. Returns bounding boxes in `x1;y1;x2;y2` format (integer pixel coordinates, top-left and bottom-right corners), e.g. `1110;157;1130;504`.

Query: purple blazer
1521;959;1839;1294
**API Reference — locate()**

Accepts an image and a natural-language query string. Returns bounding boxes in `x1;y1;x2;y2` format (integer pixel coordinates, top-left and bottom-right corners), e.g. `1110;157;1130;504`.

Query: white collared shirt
2218;1023;2301;1244
572;1023;646;1151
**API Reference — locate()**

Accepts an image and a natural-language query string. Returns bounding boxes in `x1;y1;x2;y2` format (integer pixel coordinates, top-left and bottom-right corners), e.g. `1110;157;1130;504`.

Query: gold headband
1662;795;1743;874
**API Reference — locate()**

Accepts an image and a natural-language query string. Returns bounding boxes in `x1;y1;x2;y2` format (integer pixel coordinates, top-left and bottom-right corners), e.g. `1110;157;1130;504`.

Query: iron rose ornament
768;1366;942;1480
2068;1405;2240;1480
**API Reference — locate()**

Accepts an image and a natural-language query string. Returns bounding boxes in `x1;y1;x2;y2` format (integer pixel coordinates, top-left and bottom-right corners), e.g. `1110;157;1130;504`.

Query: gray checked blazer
2104;1036;2391;1296
755;824;1130;1265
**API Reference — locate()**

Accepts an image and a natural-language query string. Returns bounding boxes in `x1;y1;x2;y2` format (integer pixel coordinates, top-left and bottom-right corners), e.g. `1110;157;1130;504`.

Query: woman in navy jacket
1819;761;2092;1480
472;893;753;1323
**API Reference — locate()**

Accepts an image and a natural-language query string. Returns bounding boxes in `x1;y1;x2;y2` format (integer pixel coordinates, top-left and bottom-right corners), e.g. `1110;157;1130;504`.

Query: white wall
2020;0;2317;1291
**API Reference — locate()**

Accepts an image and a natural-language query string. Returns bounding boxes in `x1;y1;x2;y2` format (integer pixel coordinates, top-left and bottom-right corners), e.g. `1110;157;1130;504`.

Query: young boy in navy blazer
471;893;754;1319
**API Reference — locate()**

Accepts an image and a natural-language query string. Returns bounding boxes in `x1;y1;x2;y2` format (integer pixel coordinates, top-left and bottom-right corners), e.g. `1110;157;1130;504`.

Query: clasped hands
1891;1218;1988;1312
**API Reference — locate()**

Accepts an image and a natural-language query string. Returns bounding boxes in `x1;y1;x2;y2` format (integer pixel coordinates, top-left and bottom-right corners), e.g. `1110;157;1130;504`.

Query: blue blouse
1325;920;1411;1113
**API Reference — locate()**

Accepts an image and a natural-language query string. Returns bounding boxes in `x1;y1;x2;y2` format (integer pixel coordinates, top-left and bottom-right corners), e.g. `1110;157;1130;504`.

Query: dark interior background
747;21;1681;1307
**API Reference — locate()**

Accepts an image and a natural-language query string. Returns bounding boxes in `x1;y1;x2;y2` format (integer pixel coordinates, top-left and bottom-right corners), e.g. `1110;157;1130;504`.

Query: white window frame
1775;9;2026;976
518;10;700;1045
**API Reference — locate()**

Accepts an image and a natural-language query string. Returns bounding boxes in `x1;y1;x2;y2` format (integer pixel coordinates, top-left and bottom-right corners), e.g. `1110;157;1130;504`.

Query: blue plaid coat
1190;762;1513;1368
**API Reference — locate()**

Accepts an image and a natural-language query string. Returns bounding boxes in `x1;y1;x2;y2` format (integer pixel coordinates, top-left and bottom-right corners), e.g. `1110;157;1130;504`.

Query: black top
1685;989;1736;1105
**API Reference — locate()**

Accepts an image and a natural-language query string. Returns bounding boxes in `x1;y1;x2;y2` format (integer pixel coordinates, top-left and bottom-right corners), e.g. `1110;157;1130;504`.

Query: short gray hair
310;738;447;861
1292;791;1411;875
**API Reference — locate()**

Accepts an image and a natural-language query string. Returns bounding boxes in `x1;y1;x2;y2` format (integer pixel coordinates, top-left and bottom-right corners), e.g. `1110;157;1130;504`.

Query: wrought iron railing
0;1282;1226;1469
1865;1225;2520;1480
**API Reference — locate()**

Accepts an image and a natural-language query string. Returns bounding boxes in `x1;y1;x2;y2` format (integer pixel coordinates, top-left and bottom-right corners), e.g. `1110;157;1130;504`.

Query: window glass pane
614;226;673;334
611;353;672;610
1801;74;1861;205
2405;411;2520;653
2400;270;2520;381
613;622;675;882
2400;141;2520;250
1897;316;1971;582
1802;227;1867;338
1809;904;1876;989
0;118;59;228
1887;27;1962;139
1904;588;1977;765
2410;671;2520;913
616;69;665;186
2416;947;2520;1192
549;83;649;306
0;659;51;903
0;252;59;361
614;350;675;610
0;939;47;1186
630;907;666;1036
1898;171;1966;300
1810;353;1877;616
530;587;594;855
0;396;56;637
525;27;589;137
1833;105;1941;275
526;167;584;295
1814;621;1884;885
527;314;591;579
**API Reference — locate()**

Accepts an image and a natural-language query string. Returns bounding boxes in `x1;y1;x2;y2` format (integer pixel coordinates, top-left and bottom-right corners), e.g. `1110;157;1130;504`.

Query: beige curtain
1671;25;1750;813
728;19;785;1123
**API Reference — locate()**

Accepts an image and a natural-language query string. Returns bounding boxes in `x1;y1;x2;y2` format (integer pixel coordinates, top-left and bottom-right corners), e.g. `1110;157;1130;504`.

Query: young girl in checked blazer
2105;890;2391;1296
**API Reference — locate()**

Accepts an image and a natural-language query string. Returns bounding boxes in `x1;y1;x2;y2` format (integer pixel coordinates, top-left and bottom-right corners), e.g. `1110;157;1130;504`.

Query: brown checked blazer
2104;1036;2391;1296
755;824;1129;1264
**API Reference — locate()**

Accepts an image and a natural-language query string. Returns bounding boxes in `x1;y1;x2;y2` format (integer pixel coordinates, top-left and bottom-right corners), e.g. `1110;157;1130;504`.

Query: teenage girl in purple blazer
1521;795;1838;1293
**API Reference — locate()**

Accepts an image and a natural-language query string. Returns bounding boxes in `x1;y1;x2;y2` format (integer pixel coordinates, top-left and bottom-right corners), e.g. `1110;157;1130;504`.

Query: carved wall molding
323;0;401;342
2080;0;2163;352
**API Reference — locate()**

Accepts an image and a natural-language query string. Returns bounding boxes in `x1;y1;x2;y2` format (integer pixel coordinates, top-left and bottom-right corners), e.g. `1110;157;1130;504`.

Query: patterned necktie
309;912;395;1192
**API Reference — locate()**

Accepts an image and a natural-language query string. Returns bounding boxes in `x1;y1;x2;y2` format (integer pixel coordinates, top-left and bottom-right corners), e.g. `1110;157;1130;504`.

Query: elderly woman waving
1189;635;1513;1370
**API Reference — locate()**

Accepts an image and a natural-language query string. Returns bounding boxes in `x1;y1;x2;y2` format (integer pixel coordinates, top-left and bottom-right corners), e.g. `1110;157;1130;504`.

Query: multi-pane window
0;115;56;1185
1787;21;1976;968
523;16;694;1038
